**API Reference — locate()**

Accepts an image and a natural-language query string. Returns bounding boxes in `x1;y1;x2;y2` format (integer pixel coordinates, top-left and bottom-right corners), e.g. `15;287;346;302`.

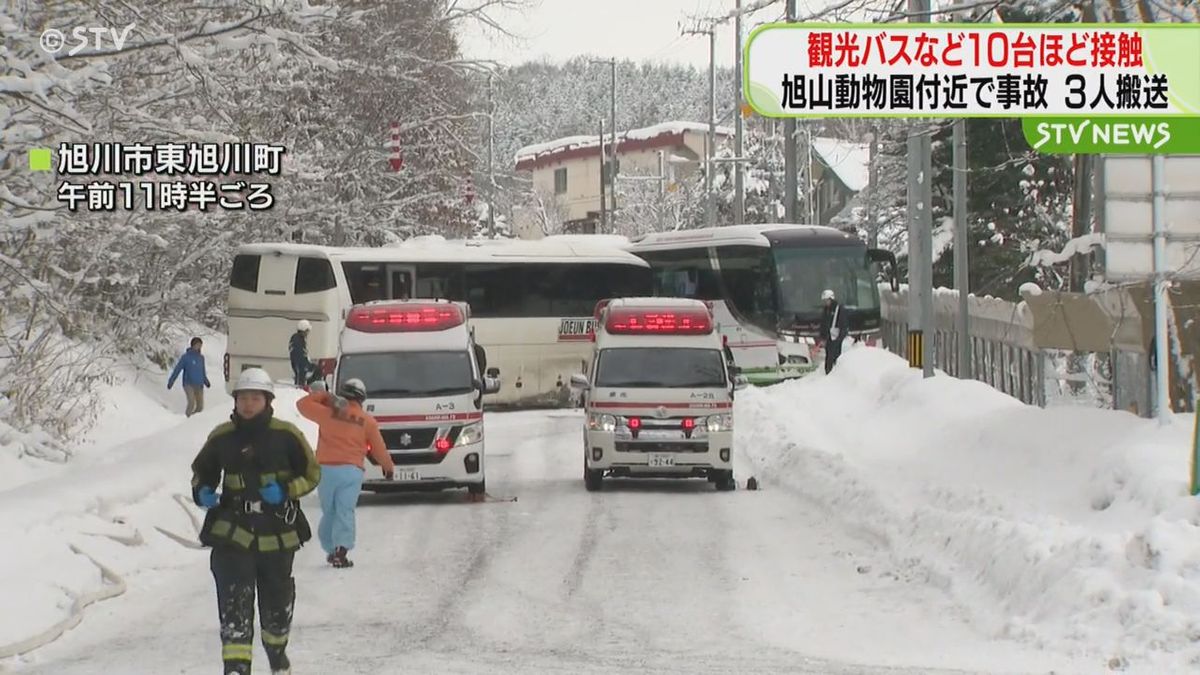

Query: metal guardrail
878;285;1156;412
880;316;1046;407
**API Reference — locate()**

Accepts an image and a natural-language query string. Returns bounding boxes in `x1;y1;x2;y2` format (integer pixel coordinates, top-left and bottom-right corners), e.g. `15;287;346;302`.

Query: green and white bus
625;224;898;384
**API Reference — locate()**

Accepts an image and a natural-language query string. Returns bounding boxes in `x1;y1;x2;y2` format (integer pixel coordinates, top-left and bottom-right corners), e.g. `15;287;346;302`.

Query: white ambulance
334;299;499;496
569;297;746;491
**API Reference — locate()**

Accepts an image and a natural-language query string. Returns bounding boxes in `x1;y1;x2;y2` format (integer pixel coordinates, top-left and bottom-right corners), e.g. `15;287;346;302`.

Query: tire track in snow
447;412;613;653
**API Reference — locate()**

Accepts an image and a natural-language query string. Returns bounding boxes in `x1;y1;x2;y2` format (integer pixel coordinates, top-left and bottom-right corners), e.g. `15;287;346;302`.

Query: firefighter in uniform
191;367;321;675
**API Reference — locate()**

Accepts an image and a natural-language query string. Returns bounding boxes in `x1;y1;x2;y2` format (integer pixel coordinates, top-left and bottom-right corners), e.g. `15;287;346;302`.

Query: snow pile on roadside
0;331;227;493
736;347;1200;673
0;332;237;661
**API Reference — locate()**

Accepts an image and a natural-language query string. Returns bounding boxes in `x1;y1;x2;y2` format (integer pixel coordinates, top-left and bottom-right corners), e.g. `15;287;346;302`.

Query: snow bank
737;347;1200;673
0;333;236;658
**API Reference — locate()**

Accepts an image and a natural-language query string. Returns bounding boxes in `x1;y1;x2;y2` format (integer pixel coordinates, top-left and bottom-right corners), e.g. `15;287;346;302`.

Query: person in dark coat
288;320;317;387
818;289;850;374
168;337;211;416
191;367;320;675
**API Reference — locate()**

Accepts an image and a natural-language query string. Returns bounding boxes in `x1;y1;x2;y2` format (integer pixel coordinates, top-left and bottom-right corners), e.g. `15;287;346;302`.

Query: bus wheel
714;471;736;491
584;467;603;492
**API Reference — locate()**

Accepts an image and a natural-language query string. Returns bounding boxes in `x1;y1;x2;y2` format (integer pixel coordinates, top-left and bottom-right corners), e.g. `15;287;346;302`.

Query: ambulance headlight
587;413;617;432
705;414;733;432
457;422;484;446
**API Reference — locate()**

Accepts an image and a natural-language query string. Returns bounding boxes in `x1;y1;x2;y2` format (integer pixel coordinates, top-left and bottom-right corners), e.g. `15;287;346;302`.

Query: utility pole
951;1;969;379
805;125;814;224
1152;154;1170;425
658;150;667;231
590;59;619;228
907;0;934;378
708;28;716;227
487;72;496;238
953;118;969;378
598;118;607;233
682;22;718;228
784;0;798;222
609;58;618;220
733;0;745;224
866;126;879;247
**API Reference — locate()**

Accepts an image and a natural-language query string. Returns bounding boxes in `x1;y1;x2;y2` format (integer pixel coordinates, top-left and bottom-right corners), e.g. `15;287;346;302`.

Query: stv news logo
40;24;136;56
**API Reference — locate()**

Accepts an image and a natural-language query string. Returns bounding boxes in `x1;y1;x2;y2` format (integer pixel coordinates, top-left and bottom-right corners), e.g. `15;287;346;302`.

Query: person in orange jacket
296;379;394;568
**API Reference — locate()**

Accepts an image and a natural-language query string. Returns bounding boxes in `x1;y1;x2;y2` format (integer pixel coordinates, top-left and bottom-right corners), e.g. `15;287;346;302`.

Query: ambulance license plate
647;454;675;468
396;470;420;481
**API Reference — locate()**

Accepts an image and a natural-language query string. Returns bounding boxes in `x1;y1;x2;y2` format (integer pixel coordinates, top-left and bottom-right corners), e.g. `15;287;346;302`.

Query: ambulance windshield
594;348;725;389
338;351;473;398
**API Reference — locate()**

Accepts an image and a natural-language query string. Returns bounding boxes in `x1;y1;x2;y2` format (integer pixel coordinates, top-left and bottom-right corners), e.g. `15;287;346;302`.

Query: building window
554;168;567;194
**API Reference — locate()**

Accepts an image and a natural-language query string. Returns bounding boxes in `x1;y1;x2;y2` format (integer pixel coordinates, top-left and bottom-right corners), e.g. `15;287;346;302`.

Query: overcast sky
457;0;803;71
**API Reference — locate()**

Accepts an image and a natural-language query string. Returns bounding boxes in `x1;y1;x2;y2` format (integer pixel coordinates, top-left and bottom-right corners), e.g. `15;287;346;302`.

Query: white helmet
233;367;274;395
297;319;311;332
821;289;835;301
338;378;367;402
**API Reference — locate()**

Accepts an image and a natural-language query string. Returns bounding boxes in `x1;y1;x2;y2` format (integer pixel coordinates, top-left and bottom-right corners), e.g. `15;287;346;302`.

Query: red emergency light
346;302;465;333
604;307;713;335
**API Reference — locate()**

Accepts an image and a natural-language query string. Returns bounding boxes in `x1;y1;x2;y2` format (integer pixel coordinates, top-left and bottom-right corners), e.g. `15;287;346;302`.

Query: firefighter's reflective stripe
258;534;282;552
280;531;301;549
231;526;254;548
224;474;246;490
211;519;233;537
261;629;289;646
222;643;252;662
287;474;316;499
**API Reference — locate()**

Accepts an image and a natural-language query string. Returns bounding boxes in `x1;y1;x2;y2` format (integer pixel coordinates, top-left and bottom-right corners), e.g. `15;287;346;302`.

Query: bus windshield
594;348;726;388
338;351;473;398
773;245;880;319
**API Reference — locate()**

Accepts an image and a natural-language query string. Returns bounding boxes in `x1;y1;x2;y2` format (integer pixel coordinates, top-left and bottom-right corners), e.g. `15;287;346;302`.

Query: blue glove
260;481;285;505
197;486;219;509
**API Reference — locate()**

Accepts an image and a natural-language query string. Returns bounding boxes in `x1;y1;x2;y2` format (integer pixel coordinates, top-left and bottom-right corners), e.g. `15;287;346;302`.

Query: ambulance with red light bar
569;298;747;491
334;299;500;496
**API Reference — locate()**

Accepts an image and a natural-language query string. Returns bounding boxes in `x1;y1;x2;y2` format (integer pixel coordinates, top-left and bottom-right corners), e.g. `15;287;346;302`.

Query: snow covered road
8;406;1088;674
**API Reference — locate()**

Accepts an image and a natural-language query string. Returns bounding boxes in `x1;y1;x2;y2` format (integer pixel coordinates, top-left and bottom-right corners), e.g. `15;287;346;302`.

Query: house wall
523;130;720;228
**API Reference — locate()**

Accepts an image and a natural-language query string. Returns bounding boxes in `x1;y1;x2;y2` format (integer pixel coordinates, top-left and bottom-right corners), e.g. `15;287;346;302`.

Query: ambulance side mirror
482;376;501;395
569;373;590;391
734;375;749;391
486;367;500;379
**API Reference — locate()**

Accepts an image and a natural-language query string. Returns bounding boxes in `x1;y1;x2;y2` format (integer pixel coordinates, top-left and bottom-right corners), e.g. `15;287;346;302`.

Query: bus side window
342;262;387;304
389;270;411;300
231;254;261;292
640;249;720;300
294;257;336;295
414;263;464;301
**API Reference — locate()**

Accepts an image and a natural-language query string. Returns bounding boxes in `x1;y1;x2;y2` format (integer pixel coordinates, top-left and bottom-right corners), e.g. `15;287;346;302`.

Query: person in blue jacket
168;337;212;416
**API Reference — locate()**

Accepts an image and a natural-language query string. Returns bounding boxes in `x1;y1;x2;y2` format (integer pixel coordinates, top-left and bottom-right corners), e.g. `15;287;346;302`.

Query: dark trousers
824;339;844;374
210;546;296;674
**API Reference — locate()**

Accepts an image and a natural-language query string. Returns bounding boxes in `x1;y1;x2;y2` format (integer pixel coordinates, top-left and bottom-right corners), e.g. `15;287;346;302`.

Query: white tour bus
223;237;653;405
334;299;499;497
624;224;899;384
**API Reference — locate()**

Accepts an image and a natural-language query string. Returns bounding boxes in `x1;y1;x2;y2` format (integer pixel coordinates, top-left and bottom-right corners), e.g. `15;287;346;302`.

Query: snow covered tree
0;0;526;444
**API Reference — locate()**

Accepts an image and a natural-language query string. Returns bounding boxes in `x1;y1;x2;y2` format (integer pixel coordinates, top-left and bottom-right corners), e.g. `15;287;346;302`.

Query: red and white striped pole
388;121;403;172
